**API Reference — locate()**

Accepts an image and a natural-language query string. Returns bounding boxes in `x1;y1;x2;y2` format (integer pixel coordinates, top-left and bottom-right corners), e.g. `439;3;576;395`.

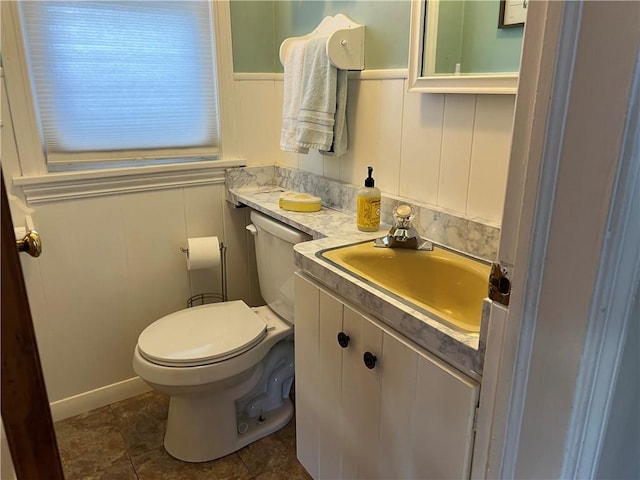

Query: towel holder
279;14;365;71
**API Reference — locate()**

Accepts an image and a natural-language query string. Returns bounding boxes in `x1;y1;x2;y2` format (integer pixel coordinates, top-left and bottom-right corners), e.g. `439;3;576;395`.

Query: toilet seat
137;301;268;367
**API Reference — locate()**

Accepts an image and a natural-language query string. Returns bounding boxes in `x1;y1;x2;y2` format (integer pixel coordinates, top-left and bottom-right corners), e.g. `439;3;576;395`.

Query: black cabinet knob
337;332;350;348
363;351;377;369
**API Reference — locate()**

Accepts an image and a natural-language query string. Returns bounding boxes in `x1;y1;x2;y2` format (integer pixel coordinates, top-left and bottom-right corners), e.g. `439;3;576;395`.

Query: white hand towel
296;36;337;152
320;68;348;157
280;38;309;153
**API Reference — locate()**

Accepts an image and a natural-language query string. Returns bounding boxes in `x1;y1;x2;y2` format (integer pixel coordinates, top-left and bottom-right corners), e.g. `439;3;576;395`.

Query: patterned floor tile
132;447;251;480
54;391;310;480
80;459;138;480
237;418;309;479
55;406;128;479
110;391;170;457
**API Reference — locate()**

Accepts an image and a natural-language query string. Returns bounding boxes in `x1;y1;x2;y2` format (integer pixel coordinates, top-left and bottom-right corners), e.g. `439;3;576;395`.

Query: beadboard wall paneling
235;80;281;166
398;86;445;207
234;76;515;224
467;95;516;223
22;183;258;403
438;95;476;214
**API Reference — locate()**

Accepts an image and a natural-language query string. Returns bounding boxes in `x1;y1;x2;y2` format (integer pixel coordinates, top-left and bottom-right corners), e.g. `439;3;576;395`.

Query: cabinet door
295;274;479;480
411;354;479;479
317;291;344;480
293;273;320;479
342;305;383;480
378;332;419;479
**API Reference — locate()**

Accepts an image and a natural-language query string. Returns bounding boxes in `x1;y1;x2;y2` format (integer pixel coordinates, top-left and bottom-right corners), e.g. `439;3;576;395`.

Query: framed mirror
408;0;526;94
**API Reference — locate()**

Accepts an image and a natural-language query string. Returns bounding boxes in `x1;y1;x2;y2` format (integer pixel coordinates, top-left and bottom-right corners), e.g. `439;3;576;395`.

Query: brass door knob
17;230;42;257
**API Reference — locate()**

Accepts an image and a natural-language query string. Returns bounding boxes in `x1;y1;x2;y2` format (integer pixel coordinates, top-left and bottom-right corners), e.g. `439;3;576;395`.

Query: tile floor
53;391;312;480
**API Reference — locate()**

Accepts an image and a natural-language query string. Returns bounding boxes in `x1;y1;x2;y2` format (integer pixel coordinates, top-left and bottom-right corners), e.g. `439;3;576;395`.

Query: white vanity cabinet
294;273;480;480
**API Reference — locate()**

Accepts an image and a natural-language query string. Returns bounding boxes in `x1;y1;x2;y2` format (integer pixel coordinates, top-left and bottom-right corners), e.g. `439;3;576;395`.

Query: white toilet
133;210;311;462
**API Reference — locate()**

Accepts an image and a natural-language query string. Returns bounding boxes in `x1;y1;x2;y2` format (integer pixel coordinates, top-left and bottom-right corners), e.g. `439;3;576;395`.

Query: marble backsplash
226;165;500;261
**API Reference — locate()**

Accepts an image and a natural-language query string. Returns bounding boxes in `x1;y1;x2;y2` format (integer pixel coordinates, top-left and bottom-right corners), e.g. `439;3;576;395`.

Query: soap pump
357;166;381;232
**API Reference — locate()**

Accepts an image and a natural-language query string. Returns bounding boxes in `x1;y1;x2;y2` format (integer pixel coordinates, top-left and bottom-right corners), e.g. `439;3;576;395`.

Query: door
377;329;417;479
294;275;384;480
480;1;640;478
411;351;479;479
1;174;64;478
340;304;382;480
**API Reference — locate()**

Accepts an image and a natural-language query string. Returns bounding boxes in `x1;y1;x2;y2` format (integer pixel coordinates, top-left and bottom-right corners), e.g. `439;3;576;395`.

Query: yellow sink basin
319;241;491;333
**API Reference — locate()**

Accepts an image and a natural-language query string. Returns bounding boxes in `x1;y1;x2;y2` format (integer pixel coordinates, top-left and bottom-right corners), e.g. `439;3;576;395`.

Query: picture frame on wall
499;0;527;28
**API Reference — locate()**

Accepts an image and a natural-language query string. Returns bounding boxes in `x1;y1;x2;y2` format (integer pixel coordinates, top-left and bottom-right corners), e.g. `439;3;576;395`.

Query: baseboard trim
49;377;152;422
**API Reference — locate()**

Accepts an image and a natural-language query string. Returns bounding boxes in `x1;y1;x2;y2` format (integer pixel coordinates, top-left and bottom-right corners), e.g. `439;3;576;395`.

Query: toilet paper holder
180;242;228;307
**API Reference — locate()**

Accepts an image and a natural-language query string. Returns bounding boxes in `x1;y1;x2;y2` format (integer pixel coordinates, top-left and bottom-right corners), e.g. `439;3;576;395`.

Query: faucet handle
395;204;413;218
393;204;415;227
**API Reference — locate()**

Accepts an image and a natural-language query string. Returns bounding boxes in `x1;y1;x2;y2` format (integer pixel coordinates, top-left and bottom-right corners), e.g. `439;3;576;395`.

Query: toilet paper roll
186;236;220;270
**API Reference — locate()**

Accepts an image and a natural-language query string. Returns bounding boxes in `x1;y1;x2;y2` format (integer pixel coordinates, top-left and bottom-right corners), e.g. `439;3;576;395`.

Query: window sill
13;159;246;205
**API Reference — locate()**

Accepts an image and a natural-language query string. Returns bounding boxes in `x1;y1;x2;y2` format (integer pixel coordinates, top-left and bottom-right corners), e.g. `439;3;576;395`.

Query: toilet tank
249;210;312;323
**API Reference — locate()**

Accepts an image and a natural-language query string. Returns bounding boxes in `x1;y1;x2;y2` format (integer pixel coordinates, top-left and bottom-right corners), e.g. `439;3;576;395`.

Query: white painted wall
3;73;515;417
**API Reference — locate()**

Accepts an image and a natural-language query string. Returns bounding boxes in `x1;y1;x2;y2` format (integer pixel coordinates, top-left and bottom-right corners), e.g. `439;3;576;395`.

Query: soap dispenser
357;166;381;232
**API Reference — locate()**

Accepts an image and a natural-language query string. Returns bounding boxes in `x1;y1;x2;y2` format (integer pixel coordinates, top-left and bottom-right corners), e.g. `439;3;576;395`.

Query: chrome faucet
374;204;433;250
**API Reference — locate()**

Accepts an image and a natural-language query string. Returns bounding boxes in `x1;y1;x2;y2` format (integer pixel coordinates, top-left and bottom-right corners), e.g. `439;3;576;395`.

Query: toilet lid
137;301;268;367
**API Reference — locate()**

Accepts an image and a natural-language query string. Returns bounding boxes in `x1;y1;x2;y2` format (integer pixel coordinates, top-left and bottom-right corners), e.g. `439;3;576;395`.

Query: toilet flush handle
245;224;258;236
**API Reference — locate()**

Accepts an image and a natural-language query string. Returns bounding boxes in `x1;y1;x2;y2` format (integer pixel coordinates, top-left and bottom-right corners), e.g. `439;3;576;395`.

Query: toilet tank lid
250;210;312;244
137;301;267;366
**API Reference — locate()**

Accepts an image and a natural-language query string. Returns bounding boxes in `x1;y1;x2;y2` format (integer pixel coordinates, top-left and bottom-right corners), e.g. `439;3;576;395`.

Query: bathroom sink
318;241;491;333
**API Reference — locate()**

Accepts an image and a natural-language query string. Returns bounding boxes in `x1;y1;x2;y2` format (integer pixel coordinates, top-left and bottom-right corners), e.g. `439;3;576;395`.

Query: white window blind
20;1;220;166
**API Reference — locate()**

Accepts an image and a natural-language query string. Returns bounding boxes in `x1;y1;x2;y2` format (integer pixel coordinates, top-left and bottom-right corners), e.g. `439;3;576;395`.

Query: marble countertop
231;187;486;378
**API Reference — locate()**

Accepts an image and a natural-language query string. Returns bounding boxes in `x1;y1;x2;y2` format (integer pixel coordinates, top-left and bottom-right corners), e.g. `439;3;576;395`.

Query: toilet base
162;340;295;463
164;395;294;463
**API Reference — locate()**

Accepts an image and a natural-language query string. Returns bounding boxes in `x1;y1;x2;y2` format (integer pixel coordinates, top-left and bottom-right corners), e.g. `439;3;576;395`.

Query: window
19;1;222;169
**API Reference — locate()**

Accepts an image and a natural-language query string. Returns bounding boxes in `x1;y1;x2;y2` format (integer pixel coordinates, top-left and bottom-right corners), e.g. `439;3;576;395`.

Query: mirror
408;0;526;94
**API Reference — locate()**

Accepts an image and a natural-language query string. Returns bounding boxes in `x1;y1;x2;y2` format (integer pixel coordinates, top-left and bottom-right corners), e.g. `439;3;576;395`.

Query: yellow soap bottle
357;166;381;232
